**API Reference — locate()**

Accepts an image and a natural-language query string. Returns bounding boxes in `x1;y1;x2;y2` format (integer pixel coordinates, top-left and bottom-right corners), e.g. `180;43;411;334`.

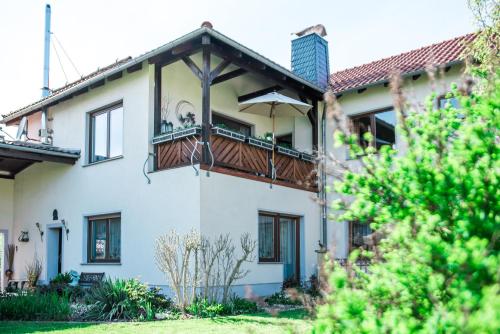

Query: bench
78;272;105;287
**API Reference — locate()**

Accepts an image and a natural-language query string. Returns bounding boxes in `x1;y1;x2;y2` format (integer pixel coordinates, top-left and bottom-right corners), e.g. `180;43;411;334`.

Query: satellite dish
15;116;28;141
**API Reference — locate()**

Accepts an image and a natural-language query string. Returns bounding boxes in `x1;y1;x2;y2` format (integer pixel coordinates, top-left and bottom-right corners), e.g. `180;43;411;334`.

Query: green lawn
0;309;312;334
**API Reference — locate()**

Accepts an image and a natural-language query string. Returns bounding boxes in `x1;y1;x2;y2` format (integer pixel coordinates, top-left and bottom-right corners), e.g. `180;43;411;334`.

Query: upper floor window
88;214;121;263
89;104;123;163
213;113;252;137
351;108;396;150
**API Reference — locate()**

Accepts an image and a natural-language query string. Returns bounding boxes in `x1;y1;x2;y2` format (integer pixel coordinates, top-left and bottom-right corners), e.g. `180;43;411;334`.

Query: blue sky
0;0;476;115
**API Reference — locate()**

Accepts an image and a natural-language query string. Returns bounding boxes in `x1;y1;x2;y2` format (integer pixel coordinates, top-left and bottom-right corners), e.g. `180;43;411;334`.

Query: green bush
50;272;72;285
0;292;71;320
37;284;85;302
85;278;171;321
228;296;259;314
313;79;499;333
185;298;228;318
265;291;302;306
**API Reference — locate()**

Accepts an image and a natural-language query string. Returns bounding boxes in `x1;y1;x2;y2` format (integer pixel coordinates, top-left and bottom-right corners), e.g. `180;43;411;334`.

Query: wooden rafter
211;68;247;85
238;85;283;103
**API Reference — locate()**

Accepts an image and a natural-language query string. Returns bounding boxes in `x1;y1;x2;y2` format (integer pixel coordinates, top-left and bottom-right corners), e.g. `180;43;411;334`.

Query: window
438;96;460;109
89;104;123;163
212;113;252;137
88;214;121;263
276;133;293;148
258;213;299;262
349;221;372;251
351;108;396;150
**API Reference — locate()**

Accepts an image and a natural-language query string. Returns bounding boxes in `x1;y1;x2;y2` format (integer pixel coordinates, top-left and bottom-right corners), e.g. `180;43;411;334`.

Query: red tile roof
329;33;476;94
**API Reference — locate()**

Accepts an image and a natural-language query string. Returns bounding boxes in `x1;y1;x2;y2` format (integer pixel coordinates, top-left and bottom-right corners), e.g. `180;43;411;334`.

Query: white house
0;21;473;295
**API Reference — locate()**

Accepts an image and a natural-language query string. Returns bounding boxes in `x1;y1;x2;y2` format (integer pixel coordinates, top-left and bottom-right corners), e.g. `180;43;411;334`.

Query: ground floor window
258;212;300;281
349;221;372;251
88;214;121;263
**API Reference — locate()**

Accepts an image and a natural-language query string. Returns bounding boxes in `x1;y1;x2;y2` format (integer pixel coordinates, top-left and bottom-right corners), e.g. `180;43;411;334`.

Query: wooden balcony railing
154;127;317;192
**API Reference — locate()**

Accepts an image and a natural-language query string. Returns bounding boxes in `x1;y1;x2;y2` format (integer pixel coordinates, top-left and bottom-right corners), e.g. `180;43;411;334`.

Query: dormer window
89;103;123;163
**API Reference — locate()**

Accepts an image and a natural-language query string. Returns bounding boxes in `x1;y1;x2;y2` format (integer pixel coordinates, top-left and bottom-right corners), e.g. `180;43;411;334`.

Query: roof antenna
40;4;51;144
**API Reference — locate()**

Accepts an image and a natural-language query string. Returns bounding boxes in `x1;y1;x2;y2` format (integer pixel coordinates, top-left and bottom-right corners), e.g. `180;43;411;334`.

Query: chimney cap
201;21;213;29
293;24;327;38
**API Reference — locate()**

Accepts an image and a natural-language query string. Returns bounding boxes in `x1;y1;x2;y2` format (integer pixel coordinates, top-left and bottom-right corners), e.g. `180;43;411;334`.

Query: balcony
153;126;317;192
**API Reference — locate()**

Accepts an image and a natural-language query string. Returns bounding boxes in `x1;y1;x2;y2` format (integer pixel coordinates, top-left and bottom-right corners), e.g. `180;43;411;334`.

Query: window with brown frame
87;214;121;263
350;108;396;151
349;221;372;252
89;103;123;163
258;212;300;272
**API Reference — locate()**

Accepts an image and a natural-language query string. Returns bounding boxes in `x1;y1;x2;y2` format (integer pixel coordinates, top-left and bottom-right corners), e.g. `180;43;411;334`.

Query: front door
47;227;62;280
280;216;300;282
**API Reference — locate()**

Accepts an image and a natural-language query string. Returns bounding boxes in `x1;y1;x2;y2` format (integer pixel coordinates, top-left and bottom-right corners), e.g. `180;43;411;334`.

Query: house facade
0;23;472;295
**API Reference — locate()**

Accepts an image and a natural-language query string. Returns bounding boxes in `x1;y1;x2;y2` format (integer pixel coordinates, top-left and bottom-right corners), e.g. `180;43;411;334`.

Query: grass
0;309;312;334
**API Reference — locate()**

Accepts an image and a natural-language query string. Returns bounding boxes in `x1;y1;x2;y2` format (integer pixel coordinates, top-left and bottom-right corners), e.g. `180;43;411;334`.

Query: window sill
83;155;124;167
81;262;122;265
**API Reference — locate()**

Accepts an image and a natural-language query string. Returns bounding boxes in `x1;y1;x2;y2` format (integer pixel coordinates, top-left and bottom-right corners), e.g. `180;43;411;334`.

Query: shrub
185;298;228;318
85;279;132;321
228;296;259;314
313;75;499;330
265;291;302;306
0;292;71;321
85;278;171;321
37;284;85;302
50;272;72;285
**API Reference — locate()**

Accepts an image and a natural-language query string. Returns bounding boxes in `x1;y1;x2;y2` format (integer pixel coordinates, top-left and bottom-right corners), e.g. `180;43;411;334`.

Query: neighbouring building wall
325;65;464;258
200;171;321;295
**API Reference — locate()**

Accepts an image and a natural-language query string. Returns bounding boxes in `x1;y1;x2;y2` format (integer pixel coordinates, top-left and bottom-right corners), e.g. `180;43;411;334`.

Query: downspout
41;4;51;144
321;102;327;247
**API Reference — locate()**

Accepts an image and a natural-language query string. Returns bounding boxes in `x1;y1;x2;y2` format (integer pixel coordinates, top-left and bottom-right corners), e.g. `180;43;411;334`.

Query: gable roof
2;27;324;124
329;33;476;94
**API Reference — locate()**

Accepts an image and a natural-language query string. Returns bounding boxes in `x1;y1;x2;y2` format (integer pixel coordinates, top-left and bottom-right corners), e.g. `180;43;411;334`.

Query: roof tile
329;33;476;94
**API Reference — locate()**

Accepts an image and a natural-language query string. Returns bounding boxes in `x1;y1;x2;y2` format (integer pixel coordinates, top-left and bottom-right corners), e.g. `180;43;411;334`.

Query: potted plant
5;243;14;280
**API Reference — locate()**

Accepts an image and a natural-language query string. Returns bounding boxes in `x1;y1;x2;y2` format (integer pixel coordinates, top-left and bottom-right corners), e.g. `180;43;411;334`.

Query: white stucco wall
200;171;321;293
325;65;465;258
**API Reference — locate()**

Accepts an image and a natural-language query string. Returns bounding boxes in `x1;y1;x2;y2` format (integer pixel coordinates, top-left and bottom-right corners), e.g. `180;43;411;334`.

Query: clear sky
0;0;476;117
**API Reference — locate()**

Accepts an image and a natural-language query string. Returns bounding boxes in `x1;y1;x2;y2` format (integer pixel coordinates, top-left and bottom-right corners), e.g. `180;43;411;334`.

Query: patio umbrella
239;92;312;180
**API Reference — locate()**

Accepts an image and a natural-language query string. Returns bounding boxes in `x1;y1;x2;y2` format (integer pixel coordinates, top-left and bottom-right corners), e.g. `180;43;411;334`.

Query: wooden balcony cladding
156;136;201;170
155;134;317;192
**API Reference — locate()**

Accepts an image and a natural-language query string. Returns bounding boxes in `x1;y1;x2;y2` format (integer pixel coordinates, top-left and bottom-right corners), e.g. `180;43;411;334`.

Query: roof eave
332;59;464;96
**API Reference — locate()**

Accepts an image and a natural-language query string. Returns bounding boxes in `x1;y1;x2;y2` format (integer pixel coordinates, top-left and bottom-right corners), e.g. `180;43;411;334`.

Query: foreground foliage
0;292;71;321
314;75;499;333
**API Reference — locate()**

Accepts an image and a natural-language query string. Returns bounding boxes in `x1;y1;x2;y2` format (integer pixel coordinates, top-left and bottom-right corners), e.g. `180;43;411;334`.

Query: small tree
154;229;201;308
155;230;256;307
313;71;499;333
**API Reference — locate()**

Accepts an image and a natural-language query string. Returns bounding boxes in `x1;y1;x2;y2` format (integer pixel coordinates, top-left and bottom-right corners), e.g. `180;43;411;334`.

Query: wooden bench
78;272;105;287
